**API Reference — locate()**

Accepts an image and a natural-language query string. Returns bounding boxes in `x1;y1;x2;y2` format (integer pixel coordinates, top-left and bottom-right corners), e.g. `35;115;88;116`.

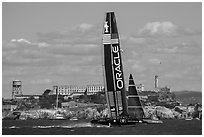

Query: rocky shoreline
3;102;201;120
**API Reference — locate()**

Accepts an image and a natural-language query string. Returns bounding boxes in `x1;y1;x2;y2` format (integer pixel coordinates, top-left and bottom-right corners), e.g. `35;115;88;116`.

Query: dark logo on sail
112;44;124;90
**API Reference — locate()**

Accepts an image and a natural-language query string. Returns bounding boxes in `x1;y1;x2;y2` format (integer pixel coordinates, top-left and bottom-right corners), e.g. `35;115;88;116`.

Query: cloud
30;78;52;84
148;58;161;64
2;22;102;87
11;38;32;44
155;41;201;54
3;39;51;67
10;38;50;48
165;73;183;79
126;59;146;72
157;46;178;53
132;63;145;72
3;40;100;69
124;36;147;44
139;22;177;36
2;22;104;82
37;23;100;45
136;21;201;37
37;42;50;48
75;23;94;31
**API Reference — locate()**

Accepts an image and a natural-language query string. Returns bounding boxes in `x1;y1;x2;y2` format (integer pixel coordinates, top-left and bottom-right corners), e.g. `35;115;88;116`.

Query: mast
127;74;144;120
102;12;128;119
56;86;58;109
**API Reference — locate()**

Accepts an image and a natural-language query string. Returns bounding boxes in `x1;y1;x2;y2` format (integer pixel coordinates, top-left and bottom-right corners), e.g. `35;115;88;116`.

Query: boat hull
91;118;163;126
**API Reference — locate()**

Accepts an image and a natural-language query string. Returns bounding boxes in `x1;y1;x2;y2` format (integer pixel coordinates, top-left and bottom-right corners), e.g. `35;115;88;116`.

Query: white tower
155;75;158;88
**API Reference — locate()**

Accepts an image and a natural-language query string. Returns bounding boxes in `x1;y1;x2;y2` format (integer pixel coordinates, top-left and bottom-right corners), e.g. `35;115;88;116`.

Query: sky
2;2;202;98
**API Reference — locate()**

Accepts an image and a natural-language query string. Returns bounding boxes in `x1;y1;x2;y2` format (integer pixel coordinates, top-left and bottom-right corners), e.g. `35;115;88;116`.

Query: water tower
12;80;22;99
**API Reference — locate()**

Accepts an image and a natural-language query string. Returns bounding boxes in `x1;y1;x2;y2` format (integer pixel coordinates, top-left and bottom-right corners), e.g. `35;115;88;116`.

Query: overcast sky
2;2;202;98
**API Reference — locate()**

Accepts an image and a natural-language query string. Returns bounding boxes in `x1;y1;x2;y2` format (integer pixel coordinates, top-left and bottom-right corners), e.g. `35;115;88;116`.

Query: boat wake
3;122;111;129
33;122;110;128
7;126;20;129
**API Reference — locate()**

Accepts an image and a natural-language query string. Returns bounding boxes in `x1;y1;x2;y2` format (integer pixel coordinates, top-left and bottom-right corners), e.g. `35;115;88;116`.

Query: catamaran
92;12;162;125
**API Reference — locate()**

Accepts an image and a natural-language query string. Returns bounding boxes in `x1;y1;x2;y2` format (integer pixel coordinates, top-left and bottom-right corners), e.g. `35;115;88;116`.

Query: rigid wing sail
102;12;128;119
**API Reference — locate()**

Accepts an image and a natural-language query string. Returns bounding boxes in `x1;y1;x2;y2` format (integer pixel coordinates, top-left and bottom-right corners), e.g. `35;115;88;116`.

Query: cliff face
143;105;201;120
144;106;175;119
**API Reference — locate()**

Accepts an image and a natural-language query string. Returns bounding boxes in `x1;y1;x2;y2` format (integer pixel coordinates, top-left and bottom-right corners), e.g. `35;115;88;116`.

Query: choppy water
2;119;202;135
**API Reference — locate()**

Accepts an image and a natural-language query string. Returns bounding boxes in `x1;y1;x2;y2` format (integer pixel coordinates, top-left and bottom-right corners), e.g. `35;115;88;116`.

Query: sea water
2;119;202;135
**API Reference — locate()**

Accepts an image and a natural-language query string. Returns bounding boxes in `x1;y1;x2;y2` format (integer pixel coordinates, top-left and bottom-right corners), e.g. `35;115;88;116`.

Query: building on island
52;85;86;96
86;84;104;95
154;86;171;93
51;84;104;98
126;84;144;92
152;75;171;92
135;84;144;92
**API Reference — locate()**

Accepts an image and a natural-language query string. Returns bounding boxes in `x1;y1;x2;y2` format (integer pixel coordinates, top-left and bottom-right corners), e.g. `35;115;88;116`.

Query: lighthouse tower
155;75;159;88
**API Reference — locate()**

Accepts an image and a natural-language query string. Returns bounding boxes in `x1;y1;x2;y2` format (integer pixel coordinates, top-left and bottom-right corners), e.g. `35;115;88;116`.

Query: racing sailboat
92;11;162;125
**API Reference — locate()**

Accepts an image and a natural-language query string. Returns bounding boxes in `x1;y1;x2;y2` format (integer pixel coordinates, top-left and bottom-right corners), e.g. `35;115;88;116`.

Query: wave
3;126;20;129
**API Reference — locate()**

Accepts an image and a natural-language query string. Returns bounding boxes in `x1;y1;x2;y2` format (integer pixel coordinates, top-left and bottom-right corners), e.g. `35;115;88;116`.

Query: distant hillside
172;91;202;106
